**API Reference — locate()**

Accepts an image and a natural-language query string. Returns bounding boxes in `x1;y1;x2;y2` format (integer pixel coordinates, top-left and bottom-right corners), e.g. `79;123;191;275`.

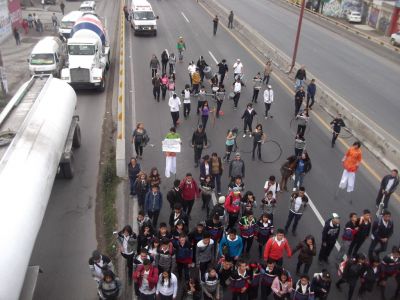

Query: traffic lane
217;0;400;139
30;0;118;299
127;3;395;297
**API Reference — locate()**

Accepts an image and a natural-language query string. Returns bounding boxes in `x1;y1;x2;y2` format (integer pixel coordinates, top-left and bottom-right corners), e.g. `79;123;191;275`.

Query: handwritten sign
162;138;181;153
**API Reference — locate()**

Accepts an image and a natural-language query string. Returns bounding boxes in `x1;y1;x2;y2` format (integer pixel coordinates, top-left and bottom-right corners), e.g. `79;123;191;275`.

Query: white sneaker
243;134;246;138
249;134;252;137
265;116;268;119
293;187;297;191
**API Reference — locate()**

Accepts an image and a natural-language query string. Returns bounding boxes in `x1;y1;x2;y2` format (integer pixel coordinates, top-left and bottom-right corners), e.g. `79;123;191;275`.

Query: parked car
390;32;400;46
346;11;362;23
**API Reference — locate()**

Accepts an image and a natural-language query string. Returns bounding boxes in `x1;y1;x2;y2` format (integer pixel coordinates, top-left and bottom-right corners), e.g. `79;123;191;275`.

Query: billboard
0;0;12;43
8;0;22;27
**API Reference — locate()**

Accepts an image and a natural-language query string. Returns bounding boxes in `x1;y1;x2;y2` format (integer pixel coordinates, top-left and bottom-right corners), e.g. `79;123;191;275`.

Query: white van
28;37;66;77
79;1;96;14
59;11;84;39
130;0;158;36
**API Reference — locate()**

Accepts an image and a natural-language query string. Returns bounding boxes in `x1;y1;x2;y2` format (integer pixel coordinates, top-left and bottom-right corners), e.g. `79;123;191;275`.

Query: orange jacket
343;146;362;172
263;237;292;261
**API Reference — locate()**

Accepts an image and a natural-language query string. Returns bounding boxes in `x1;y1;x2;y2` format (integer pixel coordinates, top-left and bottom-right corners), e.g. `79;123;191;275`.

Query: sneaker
243;134;246;138
249;134;252;138
293;187;297;191
265;116;268;119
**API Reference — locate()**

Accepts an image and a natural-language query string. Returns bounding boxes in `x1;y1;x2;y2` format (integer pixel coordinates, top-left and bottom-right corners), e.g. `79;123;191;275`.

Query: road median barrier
200;0;400;170
116;1;126;178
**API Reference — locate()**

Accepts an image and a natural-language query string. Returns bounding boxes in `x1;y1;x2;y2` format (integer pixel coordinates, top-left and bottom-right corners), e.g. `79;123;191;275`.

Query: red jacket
263;237;292;261
133;265;158;290
179;178;199;200
224;192;241;214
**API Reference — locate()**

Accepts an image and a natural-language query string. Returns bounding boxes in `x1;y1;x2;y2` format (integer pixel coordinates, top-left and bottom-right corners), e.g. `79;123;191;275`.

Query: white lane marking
181;12;190;23
208;50;218;64
305;191;341;251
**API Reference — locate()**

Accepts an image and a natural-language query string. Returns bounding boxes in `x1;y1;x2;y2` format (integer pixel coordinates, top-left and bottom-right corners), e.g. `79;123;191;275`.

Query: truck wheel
72;124;81;148
61;161;74;179
98;75;106;92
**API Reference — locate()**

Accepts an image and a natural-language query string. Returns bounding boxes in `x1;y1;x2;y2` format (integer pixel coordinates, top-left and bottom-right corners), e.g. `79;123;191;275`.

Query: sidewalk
0;7;62;104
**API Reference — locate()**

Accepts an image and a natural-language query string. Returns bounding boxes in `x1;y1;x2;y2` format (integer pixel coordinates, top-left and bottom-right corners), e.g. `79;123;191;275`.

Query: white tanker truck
61;13;110;91
0;75;81;300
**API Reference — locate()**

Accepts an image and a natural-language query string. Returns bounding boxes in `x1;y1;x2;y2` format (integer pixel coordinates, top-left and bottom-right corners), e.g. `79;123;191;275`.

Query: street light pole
289;0;306;73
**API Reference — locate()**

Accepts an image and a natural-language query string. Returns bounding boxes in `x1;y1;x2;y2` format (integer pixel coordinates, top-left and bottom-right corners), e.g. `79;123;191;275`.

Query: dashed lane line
181;12;190;23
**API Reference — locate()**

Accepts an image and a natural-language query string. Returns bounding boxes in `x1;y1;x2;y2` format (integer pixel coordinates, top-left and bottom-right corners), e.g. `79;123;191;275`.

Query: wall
8;0;22;28
0;0;12;43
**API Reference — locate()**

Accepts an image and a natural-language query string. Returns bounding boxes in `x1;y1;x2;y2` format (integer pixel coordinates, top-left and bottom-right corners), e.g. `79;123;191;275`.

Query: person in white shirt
188;61;196;87
376;169;399;209
181;84;191;119
168;93;181;128
284;187;308;236
232;78;242;110
263;85;274;119
156;270;178;299
264;175;280;198
233;59;243;80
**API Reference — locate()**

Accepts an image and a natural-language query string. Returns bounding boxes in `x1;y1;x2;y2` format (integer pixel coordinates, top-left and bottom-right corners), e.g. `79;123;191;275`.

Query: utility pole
289;0;306;73
0;50;6;99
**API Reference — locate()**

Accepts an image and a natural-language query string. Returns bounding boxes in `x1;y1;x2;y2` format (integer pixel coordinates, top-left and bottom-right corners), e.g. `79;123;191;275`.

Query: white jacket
156;273;178;298
264;89;274;104
169;96;181;112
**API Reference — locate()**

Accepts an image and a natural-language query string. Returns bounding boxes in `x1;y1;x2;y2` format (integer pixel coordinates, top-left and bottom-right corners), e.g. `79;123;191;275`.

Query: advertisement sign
162;139;181;153
0;0;11;43
8;0;22;27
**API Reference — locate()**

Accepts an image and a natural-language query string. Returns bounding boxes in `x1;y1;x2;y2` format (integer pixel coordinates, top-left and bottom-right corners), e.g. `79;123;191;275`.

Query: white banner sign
162;138;181;153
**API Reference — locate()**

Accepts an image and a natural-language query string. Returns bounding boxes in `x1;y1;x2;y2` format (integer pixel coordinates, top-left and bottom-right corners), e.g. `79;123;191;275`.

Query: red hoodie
179;178;200;200
224;191;241;214
133;265;158;290
263;236;292;261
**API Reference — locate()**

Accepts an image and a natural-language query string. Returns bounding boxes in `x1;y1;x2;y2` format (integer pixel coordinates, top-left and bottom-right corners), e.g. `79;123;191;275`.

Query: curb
200;0;400;170
116;0;126;178
282;0;399;53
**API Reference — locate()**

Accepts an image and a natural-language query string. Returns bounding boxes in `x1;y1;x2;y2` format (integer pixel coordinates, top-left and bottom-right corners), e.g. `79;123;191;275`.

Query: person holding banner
163;127;181;178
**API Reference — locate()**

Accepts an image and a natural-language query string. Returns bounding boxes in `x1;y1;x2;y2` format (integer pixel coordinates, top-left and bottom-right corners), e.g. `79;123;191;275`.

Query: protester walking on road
232;78;241;110
294;133;306;157
213;15;219;35
223;129;236;162
224;191;242;231
179;173;200;217
229;153;245;180
168;53;176;75
348;209;371;258
132;122;149;159
232;59;243;82
152;73;161;102
263;229;292;266
338;141;362;195
135;172;149;208
182;84;192;119
284;187;308;236
336;212;359;262
192;125;208;168
251;72;262;103
263;60;273;85
164;127;181;178
210;152;223;195
293;235;316;275
255;213;274;258
160;73;168;100
60;1;65;15
293;152;312;190
161;49;169;75
279;155;297;192
88;250;114;284
294;86;306;116
252;124;266;161
168;94;181;128
133;259;158;299
128;157;141;196
311;269;331;300
144;185;163;228
117;225;137;283
307;79;317;109
263;85;274;119
177;36;186;62
13;27;20;46
295;65;307;90
318;213;340;265
375;169;399;210
368;210;394;259
51;13;58;28
296;109;309;136
228;11;234;29
241;103;257;138
330;114;346;148
150;54;160;77
335;253;366;300
217;59;228;85
98;270;122;300
199;101;213;129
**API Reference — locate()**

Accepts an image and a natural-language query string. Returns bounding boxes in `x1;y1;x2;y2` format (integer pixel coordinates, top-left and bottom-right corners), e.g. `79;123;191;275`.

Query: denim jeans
293;171;305;189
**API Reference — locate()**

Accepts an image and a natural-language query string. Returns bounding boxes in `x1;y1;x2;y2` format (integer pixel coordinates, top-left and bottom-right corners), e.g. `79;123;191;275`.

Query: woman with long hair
132;122;148;159
199;100;213;129
148;167;161;187
292;235;316;275
135;171;149;208
156;269;178;300
117;225;137;283
252;123;266;161
223;129;236;162
279;155;297;192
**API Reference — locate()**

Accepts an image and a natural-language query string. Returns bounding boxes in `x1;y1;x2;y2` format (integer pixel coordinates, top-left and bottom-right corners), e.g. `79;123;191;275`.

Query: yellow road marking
199;1;400;203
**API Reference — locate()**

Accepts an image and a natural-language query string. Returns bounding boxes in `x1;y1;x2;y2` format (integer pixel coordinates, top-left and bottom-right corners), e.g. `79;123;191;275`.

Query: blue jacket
307;83;316;97
219;234;243;258
144;191;163;214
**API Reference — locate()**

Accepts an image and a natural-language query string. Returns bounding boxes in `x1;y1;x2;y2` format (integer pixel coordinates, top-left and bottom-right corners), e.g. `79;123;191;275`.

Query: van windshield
30;54;55;65
61;21;75;29
133;11;155;20
68;44;96;55
80;7;94;11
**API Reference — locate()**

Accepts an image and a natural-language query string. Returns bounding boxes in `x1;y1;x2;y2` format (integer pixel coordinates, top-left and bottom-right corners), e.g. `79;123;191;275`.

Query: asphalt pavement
125;0;398;299
216;0;400;142
28;0;119;299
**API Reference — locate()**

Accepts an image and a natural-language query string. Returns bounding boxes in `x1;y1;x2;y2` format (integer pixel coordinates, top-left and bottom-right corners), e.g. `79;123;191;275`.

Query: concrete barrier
201;0;400;169
116;0;126;177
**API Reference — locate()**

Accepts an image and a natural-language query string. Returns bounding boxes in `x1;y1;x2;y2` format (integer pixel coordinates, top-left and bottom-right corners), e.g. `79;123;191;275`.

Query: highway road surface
123;0;399;298
217;0;400;142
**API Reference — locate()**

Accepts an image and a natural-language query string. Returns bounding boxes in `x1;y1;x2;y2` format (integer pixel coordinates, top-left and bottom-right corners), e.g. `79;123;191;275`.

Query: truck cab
79;1;96;14
130;0;158;36
59;11;84;39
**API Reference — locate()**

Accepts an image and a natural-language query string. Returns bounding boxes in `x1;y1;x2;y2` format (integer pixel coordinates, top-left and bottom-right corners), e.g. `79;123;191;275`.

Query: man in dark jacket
197;56;208;82
368;210;394;259
228;11;234;29
229;153;245;180
348;209;371;258
152;73;161;102
318;213;340;264
376;169;399;209
241;103;257;138
306;78;317;109
144;185;163;228
294;86;306;116
191;125;208;168
295;65;307;89
213;15;219;35
311;269;331;300
330;114;346;148
167;179;183;210
128;157;141;196
357;257;381;299
336;254;367;300
217;59;229;84
169;202;189;230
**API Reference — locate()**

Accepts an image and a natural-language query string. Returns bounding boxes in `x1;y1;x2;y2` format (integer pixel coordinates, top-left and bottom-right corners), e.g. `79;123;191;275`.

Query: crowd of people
89;16;399;299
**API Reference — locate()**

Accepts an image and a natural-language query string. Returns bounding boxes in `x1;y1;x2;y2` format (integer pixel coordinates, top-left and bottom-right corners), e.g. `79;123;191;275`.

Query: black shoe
336;283;342;292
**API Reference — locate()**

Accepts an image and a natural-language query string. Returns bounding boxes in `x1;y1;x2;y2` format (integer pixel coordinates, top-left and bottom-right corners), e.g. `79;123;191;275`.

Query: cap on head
235;152;240;157
268;85;272;89
218;196;226;204
92;250;101;260
237;59;240;62
332;213;340;219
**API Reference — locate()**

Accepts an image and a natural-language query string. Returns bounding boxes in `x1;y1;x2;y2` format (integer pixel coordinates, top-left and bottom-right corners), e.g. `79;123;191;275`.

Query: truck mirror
157;16;159;19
